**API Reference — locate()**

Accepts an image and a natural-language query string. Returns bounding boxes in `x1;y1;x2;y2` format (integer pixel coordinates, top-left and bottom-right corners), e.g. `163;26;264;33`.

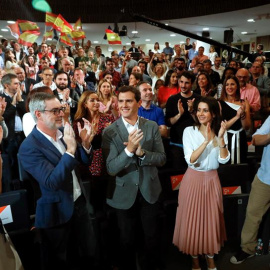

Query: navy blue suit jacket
18;127;92;228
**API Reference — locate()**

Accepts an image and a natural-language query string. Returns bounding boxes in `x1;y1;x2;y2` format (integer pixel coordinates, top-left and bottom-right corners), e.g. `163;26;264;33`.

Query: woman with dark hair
4;50;19;73
153;42;161;54
24;55;39;80
128;72;143;87
173;96;230;270
221;67;237;84
219;75;251;163
157;69;179;108
195;71;215;97
73;91;114;210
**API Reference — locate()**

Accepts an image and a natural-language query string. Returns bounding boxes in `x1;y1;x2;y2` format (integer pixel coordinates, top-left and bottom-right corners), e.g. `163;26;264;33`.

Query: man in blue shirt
188;42;198;69
163;42;174;61
230;116;270;264
137;81;167;137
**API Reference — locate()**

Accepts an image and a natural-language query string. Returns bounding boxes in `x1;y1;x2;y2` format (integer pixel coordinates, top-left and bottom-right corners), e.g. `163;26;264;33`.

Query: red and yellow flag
18;31;40;46
105;29;121;45
17;20;40;32
43;29;53;39
74;18;82;30
70;30;85;41
7;22;21;39
45;12;58;27
53;14;73;33
60;33;73;46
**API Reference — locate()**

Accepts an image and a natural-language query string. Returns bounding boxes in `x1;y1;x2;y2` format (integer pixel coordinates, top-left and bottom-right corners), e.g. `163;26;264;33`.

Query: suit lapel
138;117;147;146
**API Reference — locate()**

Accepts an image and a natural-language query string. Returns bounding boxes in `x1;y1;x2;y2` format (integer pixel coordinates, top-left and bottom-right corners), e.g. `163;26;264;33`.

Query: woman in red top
158;70;179;108
73;91;115;211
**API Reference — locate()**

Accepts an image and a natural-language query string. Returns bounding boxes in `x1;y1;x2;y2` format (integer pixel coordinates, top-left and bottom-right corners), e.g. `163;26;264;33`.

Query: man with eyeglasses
14;67;36;96
0;73;26;190
236;68;261;112
33;67;57;91
19;92;94;270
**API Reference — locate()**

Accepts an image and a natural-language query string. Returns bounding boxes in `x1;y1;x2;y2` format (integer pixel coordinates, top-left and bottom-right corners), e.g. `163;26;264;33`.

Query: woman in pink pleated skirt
173;96;230;270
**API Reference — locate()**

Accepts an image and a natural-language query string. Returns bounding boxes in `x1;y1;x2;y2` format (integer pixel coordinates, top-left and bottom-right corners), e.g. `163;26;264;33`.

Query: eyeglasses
43;73;53;77
41;107;66;115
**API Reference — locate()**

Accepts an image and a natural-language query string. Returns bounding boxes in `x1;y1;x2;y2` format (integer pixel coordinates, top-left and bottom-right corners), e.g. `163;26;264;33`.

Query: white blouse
183;126;230;171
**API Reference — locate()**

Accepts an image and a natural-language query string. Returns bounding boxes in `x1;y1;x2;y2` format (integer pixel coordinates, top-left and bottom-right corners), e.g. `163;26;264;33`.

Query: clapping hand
177;99;184;116
63;122;77;155
187;98;195;113
205;122;212;143
124;129;143;153
77;118;93;149
0;97;7;120
218;120;227;138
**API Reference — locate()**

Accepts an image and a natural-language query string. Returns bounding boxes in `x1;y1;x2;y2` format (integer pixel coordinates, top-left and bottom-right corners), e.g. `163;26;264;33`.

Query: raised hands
77;118;94;149
124;129;143;154
205;122;212;143
0;97;7;120
62;89;70;102
218;120;227;139
177;99;184;116
187;98;195;113
63;122;77;155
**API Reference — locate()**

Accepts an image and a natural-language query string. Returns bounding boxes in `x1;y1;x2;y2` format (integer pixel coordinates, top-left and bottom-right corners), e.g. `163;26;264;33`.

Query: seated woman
157;70;179;108
219;75;251;164
194;71;216;97
73;91;115;211
129;72;143;87
97;79;119;119
173;96;230;270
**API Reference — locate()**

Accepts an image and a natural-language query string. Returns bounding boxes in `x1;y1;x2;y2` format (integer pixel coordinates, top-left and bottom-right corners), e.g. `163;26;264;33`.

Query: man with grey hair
33;67;57;90
19;92;94;270
0;73;26;189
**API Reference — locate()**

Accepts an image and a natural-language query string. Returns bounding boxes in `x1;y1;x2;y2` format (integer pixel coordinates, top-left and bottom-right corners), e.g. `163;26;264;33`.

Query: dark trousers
169;145;187;170
115;192;162;270
40;195;94;270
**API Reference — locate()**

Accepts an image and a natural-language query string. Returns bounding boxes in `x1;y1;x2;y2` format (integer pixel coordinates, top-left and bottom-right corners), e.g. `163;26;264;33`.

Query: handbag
0;219;24;270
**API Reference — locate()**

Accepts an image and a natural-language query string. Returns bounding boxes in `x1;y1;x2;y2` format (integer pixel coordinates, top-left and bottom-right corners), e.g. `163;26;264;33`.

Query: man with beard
138;81;167;137
203;59;220;87
165;71;199;169
53;71;79;120
175;58;186;77
236;68;260;112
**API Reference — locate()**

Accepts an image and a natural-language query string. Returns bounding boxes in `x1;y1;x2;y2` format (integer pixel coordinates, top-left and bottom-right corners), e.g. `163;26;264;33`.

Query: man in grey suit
102;86;166;270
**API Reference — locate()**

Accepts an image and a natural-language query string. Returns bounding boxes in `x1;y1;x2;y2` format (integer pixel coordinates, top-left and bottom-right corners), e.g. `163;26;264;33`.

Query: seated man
19;92;94;270
137;81;167;137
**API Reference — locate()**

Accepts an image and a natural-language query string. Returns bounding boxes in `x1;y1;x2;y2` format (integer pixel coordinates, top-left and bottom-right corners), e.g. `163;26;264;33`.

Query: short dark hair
180;71;196;83
106;58;113;64
118;86;141;102
54;70;69;81
203;59;212;65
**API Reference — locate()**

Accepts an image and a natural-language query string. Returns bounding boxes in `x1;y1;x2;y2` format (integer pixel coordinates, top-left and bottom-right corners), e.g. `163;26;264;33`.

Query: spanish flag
70;30;86;41
7;22;21;39
45;12;58;27
74;18;82;30
17;20;40;32
60;33;73;46
43;29;53;39
53;14;73;33
18;31;40;46
105;29;121;45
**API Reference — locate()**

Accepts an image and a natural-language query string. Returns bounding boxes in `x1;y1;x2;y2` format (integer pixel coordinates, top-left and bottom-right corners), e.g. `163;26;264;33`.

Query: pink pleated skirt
173;167;226;255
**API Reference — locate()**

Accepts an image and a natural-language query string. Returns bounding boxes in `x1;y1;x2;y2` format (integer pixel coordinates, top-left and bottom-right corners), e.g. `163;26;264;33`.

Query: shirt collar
37;127;63;142
122;116;139;129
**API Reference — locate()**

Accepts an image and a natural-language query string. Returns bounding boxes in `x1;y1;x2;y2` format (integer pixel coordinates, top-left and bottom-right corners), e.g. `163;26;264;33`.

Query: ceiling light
247;19;255;22
0;35;3;38
7;21;15;24
241;31;248;34
93;41;99;44
165;23;169;26
131;31;138;34
126;43;131;45
170;34;176;37
203;28;209;31
145;39;151;42
1;29;8;32
180;41;185;44
47;38;52;40
108;46;113;52
210;37;213;39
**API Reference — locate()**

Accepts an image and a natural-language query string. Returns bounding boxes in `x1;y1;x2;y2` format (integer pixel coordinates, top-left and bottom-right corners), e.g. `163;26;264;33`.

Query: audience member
33;67;57;90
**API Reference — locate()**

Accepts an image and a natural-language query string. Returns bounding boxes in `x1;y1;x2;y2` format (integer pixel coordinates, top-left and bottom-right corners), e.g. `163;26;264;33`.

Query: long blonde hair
74;91;97;120
97;79;113;101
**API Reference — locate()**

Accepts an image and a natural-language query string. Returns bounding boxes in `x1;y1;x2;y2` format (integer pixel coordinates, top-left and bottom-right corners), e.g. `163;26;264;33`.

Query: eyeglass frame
40;106;66;115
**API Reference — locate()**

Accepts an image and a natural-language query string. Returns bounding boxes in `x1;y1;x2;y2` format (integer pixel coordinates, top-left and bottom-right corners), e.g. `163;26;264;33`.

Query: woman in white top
4;50;19;73
209;45;218;65
152;42;161;54
173;96;230;270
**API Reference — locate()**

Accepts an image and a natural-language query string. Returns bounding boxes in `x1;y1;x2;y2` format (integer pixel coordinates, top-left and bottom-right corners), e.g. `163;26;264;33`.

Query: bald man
236;68;261;112
14;67;36;96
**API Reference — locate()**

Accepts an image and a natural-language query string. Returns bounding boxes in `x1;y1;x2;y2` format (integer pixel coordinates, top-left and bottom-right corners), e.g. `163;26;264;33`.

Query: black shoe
230;249;255;264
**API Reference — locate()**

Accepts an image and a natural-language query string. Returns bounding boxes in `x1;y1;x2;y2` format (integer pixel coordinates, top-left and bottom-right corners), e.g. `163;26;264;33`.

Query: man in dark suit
0;73;26;190
102;86;166;270
14;67;36;96
53;71;79;120
19;92;94;270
